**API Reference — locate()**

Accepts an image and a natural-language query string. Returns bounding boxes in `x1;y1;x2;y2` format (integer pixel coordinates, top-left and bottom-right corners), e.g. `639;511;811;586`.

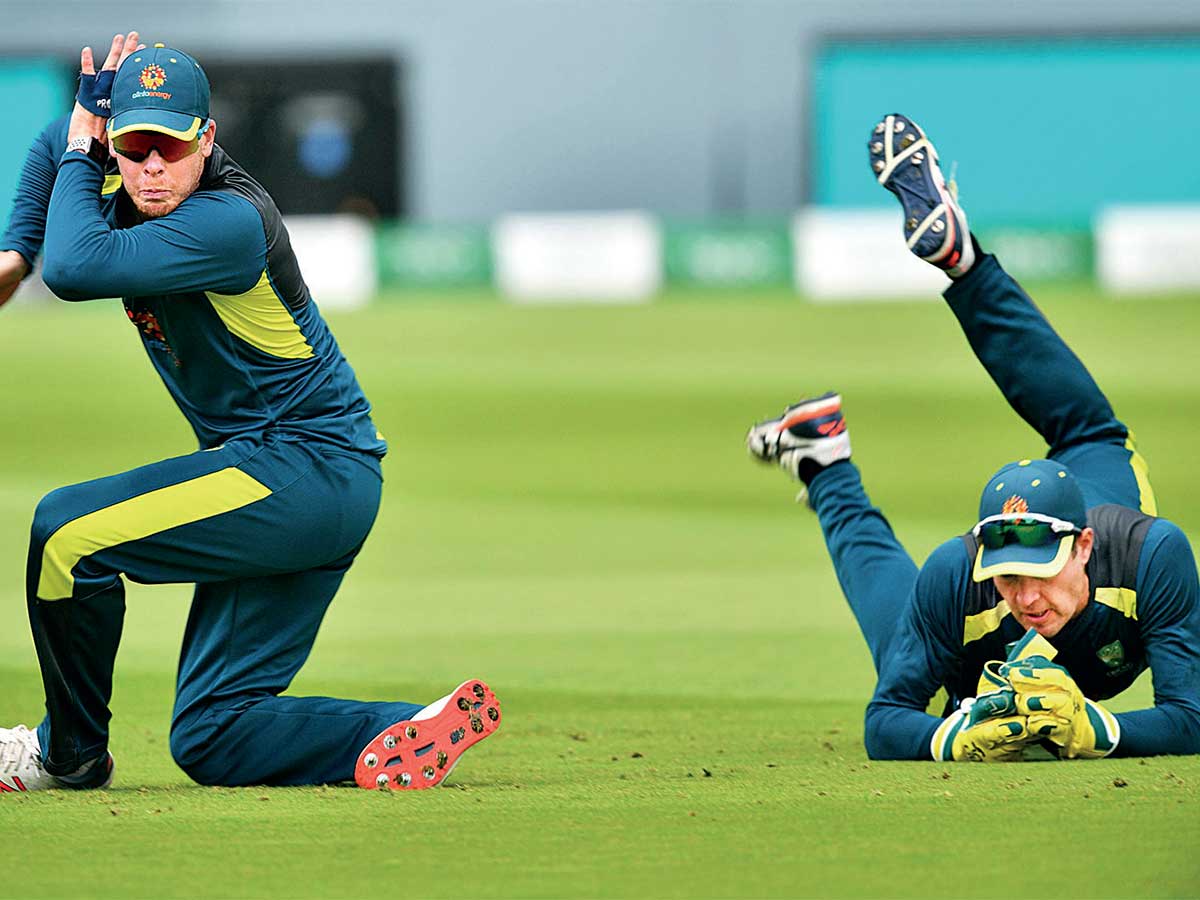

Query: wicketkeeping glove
930;695;1029;762
931;659;1032;762
1000;655;1120;759
929;629;1090;763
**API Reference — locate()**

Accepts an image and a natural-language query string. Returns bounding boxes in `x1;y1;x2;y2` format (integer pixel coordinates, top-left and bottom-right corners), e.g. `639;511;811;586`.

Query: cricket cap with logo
971;458;1089;583
107;44;210;141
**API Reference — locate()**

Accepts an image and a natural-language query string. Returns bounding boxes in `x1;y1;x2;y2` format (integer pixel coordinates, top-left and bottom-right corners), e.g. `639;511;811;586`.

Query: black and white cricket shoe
746;391;851;482
869;113;975;277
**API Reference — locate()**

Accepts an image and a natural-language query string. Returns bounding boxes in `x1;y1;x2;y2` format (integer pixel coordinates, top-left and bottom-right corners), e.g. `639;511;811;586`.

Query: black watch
65;135;109;166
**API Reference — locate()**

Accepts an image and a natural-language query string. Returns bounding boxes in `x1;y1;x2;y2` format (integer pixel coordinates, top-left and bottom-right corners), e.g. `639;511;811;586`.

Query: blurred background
4;1;1200;305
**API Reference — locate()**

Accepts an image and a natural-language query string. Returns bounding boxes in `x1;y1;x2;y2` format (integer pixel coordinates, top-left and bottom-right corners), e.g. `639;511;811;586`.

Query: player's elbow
1163;701;1200;756
41;256;100;301
862;701;928;760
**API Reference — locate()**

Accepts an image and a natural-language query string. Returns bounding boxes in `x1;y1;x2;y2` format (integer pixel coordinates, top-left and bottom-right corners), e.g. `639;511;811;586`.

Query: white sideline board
493;212;660;303
285;215;377;310
1096;205;1200;294
792;208;949;302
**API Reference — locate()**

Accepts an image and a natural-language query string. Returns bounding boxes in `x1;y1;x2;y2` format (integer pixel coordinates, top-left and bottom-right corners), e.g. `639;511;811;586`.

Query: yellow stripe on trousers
38;468;272;601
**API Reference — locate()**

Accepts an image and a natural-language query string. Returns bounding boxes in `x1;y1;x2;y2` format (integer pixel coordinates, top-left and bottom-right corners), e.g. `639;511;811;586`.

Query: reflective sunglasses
111;126;207;164
972;513;1081;550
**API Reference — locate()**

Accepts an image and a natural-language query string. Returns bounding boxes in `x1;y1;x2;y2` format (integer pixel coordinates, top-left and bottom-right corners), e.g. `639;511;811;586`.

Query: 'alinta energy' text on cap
107;43;210;141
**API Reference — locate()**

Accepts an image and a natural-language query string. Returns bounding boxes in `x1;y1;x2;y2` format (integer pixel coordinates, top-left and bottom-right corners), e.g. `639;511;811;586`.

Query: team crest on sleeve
1001;495;1029;515
139;65;166;90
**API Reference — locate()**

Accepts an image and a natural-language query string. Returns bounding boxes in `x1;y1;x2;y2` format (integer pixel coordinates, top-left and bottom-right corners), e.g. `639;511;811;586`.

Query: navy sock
797;457;852;487
54;752;113;789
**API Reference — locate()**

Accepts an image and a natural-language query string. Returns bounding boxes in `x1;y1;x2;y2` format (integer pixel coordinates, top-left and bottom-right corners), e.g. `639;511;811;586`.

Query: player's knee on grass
169;711;231;786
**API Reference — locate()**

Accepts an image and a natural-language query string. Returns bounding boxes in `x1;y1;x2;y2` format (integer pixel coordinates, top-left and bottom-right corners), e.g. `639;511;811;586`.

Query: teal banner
0;60;69;229
813;39;1200;228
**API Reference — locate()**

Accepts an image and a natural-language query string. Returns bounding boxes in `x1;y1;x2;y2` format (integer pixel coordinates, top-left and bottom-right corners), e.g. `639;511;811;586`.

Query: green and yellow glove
931;655;1036;762
930;686;1031;762
929;629;1119;762
1001;655;1120;759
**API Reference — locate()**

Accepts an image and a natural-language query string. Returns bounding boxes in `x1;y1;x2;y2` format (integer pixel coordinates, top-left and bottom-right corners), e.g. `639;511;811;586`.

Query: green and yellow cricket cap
107;44;210;141
971;458;1088;583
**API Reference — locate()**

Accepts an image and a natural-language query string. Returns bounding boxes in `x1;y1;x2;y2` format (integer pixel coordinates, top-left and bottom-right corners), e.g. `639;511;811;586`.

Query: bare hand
81;30;143;79
0;250;30;309
70;31;144;142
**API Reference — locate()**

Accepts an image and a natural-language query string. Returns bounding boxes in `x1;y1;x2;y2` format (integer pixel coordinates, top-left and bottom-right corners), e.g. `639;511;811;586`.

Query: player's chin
134;197;181;219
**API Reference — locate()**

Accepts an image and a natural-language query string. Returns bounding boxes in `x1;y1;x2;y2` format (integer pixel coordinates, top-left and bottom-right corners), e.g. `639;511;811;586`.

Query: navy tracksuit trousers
27;433;421;785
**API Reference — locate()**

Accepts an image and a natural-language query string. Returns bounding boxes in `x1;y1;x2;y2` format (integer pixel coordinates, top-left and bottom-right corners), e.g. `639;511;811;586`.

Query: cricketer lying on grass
0;33;500;793
748;113;1200;762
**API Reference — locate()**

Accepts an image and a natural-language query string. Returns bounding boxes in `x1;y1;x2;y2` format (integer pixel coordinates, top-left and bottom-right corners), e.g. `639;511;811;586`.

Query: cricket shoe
0;726;53;793
869;113;975;277
746;391;851;483
0;725;114;793
355;679;501;791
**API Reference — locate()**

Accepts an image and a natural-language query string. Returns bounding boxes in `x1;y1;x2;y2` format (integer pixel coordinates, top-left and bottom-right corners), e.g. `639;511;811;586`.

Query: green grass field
1;282;1198;899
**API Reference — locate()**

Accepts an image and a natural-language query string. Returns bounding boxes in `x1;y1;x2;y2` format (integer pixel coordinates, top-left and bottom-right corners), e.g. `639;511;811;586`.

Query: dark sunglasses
973;514;1080;550
111;129;204;164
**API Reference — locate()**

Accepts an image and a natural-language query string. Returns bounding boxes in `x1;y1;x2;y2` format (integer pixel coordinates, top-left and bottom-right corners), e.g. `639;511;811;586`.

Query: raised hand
73;32;143;140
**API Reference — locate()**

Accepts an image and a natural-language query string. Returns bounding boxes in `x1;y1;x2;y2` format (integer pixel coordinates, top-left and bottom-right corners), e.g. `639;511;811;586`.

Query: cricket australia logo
139;65;166;90
1097;640;1125;669
1002;495;1029;515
